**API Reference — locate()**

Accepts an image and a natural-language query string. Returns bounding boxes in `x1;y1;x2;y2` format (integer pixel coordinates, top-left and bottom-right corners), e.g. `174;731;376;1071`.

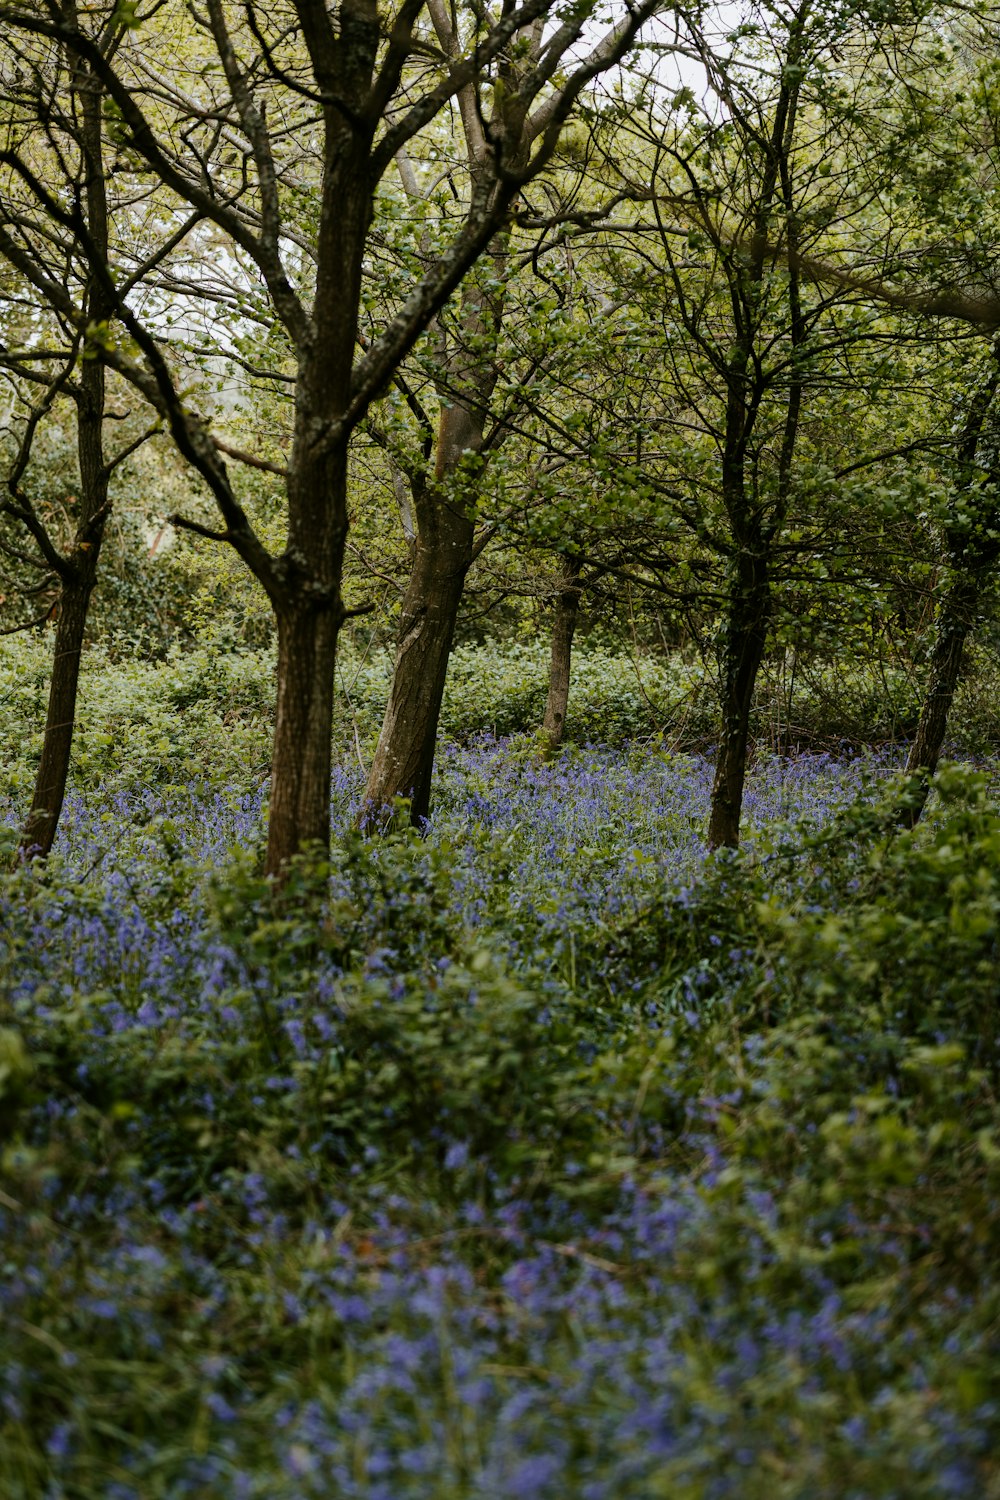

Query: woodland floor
1;742;998;1498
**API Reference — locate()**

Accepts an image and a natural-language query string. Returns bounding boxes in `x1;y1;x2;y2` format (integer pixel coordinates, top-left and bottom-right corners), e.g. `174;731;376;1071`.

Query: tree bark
904;574;977;790
541;553;582;756
707;548;770;848
20;584;93;857
265;424;350;873
259;54;372;872
267;601;342;869
361;494;474;827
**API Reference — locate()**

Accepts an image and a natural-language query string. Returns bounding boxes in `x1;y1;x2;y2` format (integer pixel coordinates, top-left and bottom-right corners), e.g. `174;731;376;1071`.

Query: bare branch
0;5;311;344
168;511;235;544
0;603;58;638
212;435;288;477
370;0;556;180
204;0;304;336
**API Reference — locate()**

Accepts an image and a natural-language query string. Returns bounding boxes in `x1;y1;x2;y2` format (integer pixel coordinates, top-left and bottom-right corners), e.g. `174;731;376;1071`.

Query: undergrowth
0;736;998;1496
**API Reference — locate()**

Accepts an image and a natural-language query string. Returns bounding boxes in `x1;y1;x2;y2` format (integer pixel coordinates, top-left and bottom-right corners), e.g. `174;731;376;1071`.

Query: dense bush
5;624;1000;814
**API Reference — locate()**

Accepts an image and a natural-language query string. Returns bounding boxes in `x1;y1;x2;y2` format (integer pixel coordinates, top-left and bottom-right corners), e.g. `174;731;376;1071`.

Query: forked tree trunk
359;120;511;830
360;499;474;827
360;240;497;830
707;550;770;849
540;553;582;756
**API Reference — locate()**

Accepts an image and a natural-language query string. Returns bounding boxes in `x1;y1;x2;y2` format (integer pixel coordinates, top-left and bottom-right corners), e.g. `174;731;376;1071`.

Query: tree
539;549;584;752
356;4;656;828
0;21;154;858
499;0;968;838
754;3;1000;811
902;342;1000;820
572;0;874;843
0;0;662;873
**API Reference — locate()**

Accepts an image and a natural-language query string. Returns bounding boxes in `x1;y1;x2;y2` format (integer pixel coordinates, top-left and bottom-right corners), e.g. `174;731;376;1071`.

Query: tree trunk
901;571;980;827
708;549;770;848
360;176;509;831
360;501;474;827
907;573;978;775
19;45;109;862
266;602;342;870
540;553;582;756
20;585;92;857
265;425;350;873
703;44;801;853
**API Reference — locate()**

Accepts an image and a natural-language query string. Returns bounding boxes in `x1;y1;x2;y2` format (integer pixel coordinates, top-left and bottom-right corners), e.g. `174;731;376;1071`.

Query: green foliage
0;412;214;651
440;642;710;745
0;635;273;797
6;626;1000;824
759;765;1000;1065
3;832;600;1203
0;1025;32;1138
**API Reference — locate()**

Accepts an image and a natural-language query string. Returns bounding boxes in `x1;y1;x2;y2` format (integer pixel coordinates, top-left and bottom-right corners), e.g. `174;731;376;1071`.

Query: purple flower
46;1422;74;1460
205;1392;238;1423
